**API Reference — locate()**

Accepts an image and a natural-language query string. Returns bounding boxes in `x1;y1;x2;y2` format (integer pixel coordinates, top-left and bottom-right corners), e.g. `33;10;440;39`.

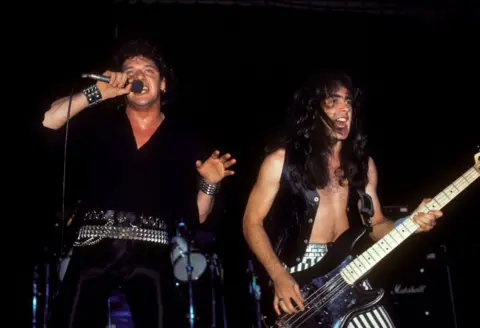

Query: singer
43;39;236;328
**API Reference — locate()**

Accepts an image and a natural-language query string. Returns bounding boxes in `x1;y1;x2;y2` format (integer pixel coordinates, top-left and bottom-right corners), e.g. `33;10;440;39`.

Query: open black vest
264;147;371;268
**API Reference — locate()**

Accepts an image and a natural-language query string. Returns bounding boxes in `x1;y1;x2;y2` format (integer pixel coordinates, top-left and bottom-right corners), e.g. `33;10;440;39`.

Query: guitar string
288;169;480;327
286;223;426;327
280;238;406;326
279;164;479;327
297;274;343;309
293;167;480;327
285;258;351;311
286;277;348;327
291;280;349;328
279;239;401;326
279;274;344;326
275;275;343;326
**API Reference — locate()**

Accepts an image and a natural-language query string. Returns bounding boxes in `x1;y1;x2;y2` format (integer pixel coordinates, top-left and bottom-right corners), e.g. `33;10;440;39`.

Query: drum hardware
107;296;113;328
170;234;207;282
206;253;228;328
187;245;194;328
58;248;73;282
209;256;217;328
53;200;82;283
171;220;205;328
247;260;262;328
32;265;39;327
32;247;54;328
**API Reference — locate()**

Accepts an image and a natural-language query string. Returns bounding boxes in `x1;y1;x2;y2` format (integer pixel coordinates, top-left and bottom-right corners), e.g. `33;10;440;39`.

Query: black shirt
46;104;203;234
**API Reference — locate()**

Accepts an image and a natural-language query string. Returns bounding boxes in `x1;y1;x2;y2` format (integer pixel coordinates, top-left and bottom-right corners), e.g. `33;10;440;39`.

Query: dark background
19;1;479;327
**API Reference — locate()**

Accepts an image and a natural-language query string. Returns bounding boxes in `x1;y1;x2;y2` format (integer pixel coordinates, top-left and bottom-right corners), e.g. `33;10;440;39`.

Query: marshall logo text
392;284;426;294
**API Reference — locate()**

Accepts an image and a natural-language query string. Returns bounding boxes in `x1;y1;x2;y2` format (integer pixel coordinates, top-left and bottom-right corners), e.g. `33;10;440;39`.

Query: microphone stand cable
58;88;74;278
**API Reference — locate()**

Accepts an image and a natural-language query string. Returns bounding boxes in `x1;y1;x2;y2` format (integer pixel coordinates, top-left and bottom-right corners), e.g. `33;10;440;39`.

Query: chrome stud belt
83;210;167;230
303;243;329;259
74;224;170;247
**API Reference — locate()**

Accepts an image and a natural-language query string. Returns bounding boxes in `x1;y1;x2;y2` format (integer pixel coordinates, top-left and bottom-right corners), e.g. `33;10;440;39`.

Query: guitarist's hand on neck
272;269;305;315
411;198;443;233
366;158;443;240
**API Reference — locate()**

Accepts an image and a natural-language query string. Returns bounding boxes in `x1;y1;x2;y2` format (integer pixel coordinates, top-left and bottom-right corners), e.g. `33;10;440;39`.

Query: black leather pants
49;238;184;328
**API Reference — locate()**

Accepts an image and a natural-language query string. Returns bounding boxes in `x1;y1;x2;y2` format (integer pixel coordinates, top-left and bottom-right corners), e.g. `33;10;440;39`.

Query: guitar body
261;227;384;328
259;151;480;327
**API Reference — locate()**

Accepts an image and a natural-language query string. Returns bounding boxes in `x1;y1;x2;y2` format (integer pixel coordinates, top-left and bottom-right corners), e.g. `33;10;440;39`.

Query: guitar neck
340;165;480;285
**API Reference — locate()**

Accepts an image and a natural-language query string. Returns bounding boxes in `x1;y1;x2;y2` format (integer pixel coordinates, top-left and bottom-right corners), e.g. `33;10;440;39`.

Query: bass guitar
262;151;479;328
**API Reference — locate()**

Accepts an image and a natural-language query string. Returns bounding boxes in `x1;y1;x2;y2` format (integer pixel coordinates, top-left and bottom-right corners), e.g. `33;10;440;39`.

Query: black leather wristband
82;84;102;106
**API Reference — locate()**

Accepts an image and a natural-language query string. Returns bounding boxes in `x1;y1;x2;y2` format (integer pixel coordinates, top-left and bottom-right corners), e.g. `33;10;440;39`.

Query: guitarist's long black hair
267;71;369;190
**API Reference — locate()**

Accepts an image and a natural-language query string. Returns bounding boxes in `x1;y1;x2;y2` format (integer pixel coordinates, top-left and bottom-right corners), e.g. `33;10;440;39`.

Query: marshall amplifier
365;206;458;328
382;205;409;219
386;244;456;327
369;240;457;328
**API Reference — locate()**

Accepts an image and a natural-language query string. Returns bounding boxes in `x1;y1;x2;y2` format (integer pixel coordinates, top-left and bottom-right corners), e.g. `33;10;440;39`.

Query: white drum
58;248;73;281
170;236;207;282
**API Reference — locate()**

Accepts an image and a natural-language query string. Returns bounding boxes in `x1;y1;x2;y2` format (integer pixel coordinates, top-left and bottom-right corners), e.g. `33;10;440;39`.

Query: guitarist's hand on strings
412;198;443;233
273;270;305;315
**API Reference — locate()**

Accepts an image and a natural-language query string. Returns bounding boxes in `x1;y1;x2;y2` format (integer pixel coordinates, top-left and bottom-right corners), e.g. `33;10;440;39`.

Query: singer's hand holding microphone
43;70;145;130
92;70;134;100
82;70;144;99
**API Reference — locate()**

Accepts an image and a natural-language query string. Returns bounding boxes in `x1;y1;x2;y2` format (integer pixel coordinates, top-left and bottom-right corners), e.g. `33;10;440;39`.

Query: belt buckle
115;211;130;227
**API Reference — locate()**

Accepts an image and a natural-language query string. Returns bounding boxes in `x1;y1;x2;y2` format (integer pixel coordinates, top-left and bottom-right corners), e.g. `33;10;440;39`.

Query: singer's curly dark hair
114;39;173;79
113;39;177;105
268;71;369;189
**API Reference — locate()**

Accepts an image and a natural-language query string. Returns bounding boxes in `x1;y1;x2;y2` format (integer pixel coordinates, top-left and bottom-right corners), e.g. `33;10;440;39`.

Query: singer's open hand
196;150;236;185
96;71;132;100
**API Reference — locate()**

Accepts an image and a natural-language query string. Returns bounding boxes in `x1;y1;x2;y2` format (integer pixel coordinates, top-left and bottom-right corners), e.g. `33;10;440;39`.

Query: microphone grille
130;80;144;93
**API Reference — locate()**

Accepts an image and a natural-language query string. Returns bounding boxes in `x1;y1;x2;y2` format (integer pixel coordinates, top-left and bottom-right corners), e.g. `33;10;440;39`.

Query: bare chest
309;174;350;244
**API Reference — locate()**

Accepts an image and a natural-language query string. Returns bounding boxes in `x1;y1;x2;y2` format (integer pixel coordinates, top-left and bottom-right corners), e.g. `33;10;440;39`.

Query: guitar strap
356;188;374;233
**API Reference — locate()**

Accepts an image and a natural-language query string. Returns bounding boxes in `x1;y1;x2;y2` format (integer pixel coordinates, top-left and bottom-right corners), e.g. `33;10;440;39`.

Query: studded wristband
82;84;103;106
199;178;220;196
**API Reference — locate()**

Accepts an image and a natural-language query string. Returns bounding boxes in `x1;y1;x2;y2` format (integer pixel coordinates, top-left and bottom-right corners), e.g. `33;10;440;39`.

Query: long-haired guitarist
242;71;442;327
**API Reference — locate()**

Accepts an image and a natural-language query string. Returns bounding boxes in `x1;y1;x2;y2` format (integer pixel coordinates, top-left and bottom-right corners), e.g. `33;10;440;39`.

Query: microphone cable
57;88;74;278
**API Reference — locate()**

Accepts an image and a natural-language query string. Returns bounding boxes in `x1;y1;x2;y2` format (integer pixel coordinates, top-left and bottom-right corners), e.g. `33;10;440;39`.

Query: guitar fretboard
340;165;479;285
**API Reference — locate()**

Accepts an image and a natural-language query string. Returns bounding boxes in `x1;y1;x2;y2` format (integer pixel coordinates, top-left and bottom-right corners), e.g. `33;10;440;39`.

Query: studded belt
303;243;330;259
82;209;168;230
75;225;169;246
74;209;170;247
284;243;331;275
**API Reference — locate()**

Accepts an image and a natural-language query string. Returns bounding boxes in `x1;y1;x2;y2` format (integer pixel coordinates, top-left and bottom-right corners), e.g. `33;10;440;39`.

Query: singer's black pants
49;238;184;328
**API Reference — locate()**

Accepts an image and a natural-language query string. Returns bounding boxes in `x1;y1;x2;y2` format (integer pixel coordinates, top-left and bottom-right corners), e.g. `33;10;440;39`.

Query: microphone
81;73;144;93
